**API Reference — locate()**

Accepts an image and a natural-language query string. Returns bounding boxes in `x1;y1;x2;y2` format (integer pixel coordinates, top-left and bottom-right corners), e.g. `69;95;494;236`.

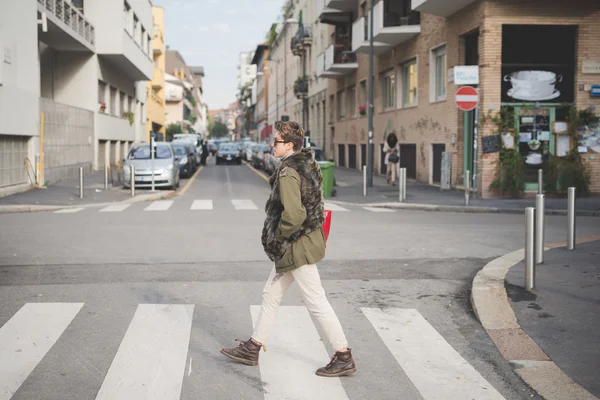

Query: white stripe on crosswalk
362;308;505;400
363;207;395;213
143;200;174;211
54;207;84;213
191;200;213;210
99;204;131;212
0;302;84;400
251;306;348;399
96;304;194;400
231;199;258;210
324;202;349;212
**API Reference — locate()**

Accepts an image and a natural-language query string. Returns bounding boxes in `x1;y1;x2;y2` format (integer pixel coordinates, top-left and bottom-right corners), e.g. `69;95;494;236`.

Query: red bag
323;210;332;246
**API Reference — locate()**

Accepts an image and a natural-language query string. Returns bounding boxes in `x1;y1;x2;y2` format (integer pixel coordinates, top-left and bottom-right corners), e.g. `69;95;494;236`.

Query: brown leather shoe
220;338;264;366
316;348;356;377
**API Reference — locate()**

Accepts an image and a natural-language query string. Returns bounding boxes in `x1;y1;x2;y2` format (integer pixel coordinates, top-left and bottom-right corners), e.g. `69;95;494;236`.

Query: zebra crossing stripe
95;304;194;400
143;200;174;211
324;203;349;212
250;305;348;400
99;204;131;212
0;302;84;400
54;208;84;213
191;200;213;210
363;207;394;212
361;308;505;400
231;199;258;210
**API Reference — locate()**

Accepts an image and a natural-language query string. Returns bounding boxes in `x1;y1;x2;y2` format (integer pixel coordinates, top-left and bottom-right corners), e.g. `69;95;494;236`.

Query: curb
470;235;600;400
332;201;600;216
0;190;174;214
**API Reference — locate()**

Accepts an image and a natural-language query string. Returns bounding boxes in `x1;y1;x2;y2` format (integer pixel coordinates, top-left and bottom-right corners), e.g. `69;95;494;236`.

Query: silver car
123;142;180;189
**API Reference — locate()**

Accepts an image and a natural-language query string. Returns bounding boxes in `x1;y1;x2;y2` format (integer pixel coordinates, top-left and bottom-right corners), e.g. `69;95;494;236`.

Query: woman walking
383;132;400;185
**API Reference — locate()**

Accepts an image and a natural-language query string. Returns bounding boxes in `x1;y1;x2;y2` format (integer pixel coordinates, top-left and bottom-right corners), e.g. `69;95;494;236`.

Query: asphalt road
1;157;599;400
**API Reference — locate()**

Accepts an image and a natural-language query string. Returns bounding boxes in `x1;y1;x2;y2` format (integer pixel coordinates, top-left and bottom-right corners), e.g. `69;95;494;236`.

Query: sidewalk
0;170;173;212
506;240;600;399
471;236;600;400
331;167;600;215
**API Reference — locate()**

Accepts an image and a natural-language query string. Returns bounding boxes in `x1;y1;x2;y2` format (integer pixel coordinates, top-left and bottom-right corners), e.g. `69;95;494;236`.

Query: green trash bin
319;161;335;198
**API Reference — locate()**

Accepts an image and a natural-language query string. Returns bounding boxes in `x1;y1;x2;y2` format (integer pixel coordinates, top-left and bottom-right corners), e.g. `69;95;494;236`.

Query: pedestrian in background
221;120;356;378
383;131;400;185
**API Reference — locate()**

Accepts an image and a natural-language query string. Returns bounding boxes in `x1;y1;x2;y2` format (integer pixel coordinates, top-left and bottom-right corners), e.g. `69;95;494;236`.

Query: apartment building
0;0;152;196
165;49;207;135
251;44;270;141
317;0;600;198
146;5;166;141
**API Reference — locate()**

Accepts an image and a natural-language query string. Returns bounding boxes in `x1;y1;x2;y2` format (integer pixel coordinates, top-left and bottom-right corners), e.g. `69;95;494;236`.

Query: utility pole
367;0;375;186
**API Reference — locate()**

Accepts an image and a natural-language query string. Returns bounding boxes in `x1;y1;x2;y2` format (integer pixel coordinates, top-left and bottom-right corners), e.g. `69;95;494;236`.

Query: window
381;69;395;110
337;91;345;120
347;86;356;117
329;95;334;122
402;60;418;107
360;80;367;107
98;81;106;105
109;86;117;116
431;45;446;102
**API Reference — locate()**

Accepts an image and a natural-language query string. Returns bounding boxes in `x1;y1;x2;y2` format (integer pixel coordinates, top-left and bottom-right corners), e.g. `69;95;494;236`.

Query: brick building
317;0;600;197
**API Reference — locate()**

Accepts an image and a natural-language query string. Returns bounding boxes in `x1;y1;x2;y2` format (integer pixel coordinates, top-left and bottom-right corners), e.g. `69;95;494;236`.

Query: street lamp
367;0;375;186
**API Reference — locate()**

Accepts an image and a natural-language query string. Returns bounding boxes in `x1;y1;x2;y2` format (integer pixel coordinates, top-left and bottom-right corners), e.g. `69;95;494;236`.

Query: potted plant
122;111;135;126
99;102;106;113
528;139;540;151
358;105;366;116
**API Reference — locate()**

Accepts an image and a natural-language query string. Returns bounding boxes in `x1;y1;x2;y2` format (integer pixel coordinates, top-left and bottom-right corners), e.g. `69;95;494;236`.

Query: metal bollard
398;167;404;202
567;187;576;250
363;165;367;197
402;168;407;200
537;169;543;194
79;167;84;199
535;194;545;264
130;165;135;196
104;165;109;190
465;170;470;206
525;207;535;290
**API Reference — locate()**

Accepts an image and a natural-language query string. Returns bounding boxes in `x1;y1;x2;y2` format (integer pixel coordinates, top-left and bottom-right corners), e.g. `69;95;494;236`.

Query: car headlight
179;157;188;165
217;152;222;157
166;165;173;171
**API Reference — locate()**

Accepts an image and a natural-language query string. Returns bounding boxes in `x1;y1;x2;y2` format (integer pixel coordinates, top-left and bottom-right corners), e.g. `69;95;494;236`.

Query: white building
164;72;193;131
0;0;152;196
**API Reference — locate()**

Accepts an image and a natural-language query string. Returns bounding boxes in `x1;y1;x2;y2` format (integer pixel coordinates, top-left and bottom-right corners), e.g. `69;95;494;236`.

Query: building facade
146;5;166;141
317;0;600;197
0;0;152;196
251;44;270;141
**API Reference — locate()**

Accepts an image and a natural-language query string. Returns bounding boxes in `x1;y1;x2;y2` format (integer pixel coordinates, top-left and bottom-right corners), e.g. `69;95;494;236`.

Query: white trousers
251;264;348;352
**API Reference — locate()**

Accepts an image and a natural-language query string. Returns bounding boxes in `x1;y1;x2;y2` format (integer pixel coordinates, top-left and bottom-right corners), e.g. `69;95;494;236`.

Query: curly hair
276;121;304;151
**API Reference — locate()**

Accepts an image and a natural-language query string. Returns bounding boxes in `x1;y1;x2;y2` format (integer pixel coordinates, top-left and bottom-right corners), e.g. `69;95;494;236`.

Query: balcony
317;0;355;25
153;29;164;55
351;16;387;54
293;77;308;99
412;0;478;17
317;44;358;79
37;0;95;52
291;25;313;56
152;68;164;90
97;111;135;142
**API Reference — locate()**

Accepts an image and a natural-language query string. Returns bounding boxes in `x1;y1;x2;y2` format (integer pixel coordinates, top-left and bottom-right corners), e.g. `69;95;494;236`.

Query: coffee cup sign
504;70;561;101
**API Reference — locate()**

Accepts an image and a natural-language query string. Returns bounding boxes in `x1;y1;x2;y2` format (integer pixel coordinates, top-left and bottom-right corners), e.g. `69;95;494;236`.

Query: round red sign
456;86;479;111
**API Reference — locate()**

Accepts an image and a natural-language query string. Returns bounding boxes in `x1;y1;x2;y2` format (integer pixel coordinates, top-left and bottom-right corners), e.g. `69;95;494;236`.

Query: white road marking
250;305;349;400
99;204;131;212
231;199;258;210
324;202;349;212
191;200;213;210
95;304;194;400
362;307;506;400
363;207;395;213
0;303;84;400
143;200;173;211
54;208;84;213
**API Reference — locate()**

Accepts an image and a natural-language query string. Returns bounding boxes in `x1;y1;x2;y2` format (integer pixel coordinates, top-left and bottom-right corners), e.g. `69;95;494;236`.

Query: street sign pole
456;86;480;194
150;136;155;192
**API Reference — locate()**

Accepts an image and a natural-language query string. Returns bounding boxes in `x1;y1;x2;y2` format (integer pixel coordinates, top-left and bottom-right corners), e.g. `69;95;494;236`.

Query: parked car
251;143;270;169
170;141;196;178
123;142;180;189
216;143;242;165
172;134;202;165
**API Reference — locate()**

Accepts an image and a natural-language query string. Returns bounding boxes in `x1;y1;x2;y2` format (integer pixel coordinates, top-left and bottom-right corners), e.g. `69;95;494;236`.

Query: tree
166;123;182;142
209;121;228;138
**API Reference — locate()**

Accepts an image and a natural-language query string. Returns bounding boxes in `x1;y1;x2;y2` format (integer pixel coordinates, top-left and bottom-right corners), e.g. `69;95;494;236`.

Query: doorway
431;144;445;183
400;144;416;179
337;144;346;167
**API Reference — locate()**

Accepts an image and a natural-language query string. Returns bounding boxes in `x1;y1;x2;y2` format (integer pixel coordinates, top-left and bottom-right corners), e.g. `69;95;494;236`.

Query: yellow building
146;6;166;141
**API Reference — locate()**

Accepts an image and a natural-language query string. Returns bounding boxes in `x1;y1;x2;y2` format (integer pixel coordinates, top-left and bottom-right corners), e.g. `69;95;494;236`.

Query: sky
153;0;284;110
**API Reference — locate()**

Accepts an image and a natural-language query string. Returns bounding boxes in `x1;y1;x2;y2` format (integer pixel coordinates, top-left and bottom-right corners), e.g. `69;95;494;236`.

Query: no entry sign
456;86;479;111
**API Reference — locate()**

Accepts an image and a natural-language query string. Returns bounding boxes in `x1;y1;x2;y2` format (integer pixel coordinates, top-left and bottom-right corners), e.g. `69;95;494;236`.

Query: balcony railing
374;1;420;37
325;43;357;70
293;78;308;99
291;25;313;56
38;0;95;48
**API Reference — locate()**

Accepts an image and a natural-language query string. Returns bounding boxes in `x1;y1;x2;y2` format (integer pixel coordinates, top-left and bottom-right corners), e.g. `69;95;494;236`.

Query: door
432;144;445;183
348;144;356;169
361;144;367;169
514;106;555;190
337;144;346;167
400;144;417;179
379;144;386;174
